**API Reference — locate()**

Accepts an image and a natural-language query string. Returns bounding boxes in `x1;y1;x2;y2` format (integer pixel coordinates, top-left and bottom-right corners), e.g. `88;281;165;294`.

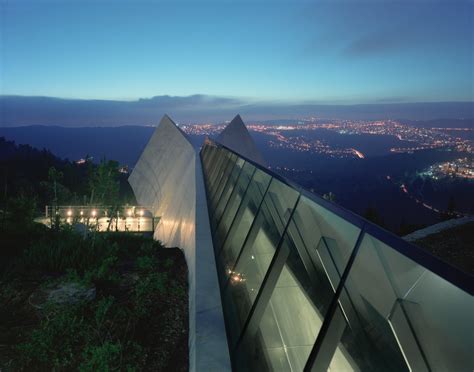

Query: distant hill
402;118;474;129
0;137;135;208
0;126;155;167
1;95;473;125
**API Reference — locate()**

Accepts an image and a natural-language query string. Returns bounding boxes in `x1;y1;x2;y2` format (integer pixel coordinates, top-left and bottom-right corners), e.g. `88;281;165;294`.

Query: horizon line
1;94;473;107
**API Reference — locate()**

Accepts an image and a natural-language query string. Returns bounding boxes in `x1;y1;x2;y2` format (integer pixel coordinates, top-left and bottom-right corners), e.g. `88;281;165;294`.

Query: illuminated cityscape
181;119;473;159
421;157;474;180
1;0;473;370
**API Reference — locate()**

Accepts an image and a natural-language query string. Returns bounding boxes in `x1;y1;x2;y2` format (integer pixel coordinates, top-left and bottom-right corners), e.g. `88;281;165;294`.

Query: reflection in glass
200;142;473;372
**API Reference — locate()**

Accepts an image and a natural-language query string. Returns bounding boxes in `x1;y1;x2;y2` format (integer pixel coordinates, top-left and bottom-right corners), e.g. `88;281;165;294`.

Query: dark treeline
0;137;135;221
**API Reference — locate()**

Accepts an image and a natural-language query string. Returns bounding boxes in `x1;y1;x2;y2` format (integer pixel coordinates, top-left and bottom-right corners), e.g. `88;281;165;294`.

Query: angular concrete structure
217;114;266;165
129;115;231;371
130;114;471;372
129;115;196;250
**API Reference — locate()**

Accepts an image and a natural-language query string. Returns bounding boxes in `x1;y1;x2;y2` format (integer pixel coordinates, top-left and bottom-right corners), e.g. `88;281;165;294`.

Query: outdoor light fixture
67;210;72;217
127;209;132;216
139;210;144;216
80;210;84;216
91;210;97;217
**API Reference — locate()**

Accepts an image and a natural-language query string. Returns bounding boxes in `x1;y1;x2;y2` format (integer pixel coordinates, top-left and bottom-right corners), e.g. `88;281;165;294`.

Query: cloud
1;94;473;126
136;94;244;109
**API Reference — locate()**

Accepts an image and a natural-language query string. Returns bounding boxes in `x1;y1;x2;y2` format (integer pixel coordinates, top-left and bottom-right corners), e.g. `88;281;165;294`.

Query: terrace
38;205;157;233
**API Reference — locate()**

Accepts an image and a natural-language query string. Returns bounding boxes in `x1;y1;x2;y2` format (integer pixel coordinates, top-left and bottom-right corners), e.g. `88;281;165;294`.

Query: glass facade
201;141;474;372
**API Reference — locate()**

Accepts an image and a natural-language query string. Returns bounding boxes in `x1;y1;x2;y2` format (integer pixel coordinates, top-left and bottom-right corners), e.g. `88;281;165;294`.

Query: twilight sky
1;0;473;104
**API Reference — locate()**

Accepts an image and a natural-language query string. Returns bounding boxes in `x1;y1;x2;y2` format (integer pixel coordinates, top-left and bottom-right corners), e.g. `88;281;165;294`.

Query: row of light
64;209;145;217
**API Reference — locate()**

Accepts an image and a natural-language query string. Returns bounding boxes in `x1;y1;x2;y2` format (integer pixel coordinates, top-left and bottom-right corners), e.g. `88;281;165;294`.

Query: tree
6;194;37;230
48;167;63;206
88;160;120;231
88;160;120;206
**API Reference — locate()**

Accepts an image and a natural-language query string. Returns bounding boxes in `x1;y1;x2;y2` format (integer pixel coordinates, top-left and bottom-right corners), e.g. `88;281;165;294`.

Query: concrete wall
129;115;230;371
129;115;196;250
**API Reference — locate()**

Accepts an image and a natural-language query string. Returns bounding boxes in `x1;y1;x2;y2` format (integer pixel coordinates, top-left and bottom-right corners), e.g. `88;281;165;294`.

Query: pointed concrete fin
216;115;266;165
128;114;195;211
157;114;194;148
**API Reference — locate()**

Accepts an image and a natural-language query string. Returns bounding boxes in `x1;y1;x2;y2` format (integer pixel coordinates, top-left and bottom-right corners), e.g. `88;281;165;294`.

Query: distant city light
180;119;473;158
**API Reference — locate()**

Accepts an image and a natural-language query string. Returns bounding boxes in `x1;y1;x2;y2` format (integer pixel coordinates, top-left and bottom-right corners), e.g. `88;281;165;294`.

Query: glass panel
286;220;336;320
236;233;337;371
214;162;255;251
208;148;233;201
201;144;472;372
207;148;227;193
203;146;220;190
223;179;299;346
200;144;211;165
204;144;217;169
212;158;245;228
330;234;474;372
210;153;238;210
381;242;473;372
326;234;410;372
219;169;271;275
292;195;361;277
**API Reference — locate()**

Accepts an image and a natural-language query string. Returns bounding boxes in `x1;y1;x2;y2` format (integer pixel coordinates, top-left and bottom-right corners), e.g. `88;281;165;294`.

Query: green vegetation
0;138;188;371
0;137;135;225
0;224;188;371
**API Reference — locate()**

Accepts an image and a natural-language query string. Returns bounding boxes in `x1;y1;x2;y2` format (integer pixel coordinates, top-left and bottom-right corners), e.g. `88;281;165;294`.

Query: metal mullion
288;220;324;291
373;241;431;370
208;148;227;195
211;152;234;199
304;224;367;372
213;162;246;229
262;190;289;235
215;166;255;239
209;139;473;295
234;194;302;352
200;145;210;167
210;153;235;208
207;150;226;197
204;148;221;191
391;299;431;371
222;178;274;291
211;157;240;220
202;144;214;165
205;145;218;172
217;167;258;257
319;237;367;334
202;146;215;186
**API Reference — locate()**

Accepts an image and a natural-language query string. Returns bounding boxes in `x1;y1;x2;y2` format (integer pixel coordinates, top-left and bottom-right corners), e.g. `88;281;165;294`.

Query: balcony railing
43;205;156;233
200;140;473;372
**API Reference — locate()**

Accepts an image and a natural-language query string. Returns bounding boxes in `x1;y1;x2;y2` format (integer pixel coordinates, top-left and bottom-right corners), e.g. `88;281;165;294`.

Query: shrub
79;341;121;371
22;229;119;275
16;303;87;369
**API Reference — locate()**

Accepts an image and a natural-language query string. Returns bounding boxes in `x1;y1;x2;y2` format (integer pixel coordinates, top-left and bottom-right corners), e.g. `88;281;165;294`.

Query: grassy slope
0;227;188;371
